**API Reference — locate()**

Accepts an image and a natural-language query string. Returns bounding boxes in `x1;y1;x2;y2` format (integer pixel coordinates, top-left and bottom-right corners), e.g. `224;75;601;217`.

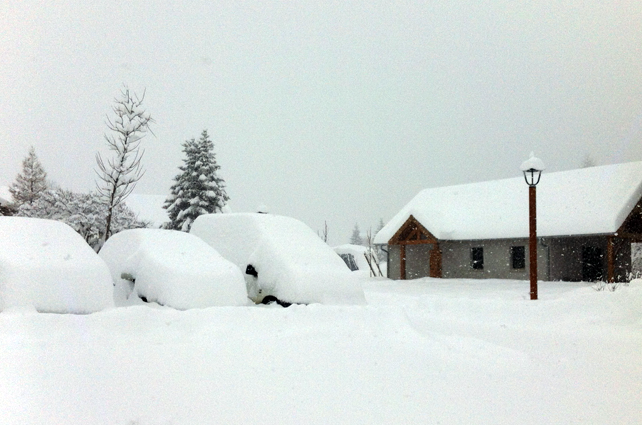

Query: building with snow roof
374;161;642;283
0;186;12;206
0;186;15;216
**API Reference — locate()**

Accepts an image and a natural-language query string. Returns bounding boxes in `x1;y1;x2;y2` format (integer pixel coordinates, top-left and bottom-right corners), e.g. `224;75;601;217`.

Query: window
339;253;358;271
471;247;484;270
511;246;525;269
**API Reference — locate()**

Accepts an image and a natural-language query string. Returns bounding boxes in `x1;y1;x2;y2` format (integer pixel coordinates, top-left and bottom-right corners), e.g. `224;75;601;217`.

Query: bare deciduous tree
95;87;153;244
318;220;329;243
581;153;597;168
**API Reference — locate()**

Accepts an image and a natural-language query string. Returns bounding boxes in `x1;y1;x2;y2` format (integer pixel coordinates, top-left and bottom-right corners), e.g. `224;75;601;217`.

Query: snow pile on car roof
0;217;113;313
99;229;248;309
191;213;366;305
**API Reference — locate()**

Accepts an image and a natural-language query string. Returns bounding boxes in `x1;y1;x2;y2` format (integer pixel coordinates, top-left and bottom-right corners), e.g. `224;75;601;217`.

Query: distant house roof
0;186;13;206
375;161;642;243
125;194;168;228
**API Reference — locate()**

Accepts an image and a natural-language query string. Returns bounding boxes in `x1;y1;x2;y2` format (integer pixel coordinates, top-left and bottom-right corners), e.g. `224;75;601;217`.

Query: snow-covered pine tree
164;130;229;232
17;187;148;248
10;146;48;206
350;223;363;245
375;218;386;262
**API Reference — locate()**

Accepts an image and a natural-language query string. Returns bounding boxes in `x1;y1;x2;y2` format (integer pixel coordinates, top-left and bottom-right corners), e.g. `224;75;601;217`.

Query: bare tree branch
95;87;154;244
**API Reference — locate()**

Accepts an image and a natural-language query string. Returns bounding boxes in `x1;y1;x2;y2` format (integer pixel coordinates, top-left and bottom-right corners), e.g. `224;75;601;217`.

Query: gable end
389;215;439;245
617;197;642;240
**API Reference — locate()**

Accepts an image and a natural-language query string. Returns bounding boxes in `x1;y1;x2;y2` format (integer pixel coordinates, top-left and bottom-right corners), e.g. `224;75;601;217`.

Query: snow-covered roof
0;186;13;206
125;194;168;227
375;161;642;243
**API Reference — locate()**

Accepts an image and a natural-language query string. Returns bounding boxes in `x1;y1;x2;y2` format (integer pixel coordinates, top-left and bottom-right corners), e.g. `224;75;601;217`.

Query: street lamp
520;152;545;300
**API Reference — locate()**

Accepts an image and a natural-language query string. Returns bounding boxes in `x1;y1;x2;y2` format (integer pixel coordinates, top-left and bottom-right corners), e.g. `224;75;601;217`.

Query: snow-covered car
99;229;249;309
0;217;114;313
190;213;367;305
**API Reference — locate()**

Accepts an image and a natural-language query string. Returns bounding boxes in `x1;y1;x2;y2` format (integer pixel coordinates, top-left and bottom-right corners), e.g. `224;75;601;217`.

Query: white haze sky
1;1;641;245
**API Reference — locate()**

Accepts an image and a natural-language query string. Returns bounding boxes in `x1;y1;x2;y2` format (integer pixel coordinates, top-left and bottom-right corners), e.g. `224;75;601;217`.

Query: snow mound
191;213;366;305
99;229;248;309
0;217;113;313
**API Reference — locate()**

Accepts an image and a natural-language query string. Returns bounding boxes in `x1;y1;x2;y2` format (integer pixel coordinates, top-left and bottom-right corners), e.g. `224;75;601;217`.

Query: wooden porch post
400;244;406;280
607;236;614;283
429;243;442;278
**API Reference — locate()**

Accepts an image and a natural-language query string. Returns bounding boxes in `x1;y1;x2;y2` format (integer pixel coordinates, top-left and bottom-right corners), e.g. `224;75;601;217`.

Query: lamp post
520;153;545;300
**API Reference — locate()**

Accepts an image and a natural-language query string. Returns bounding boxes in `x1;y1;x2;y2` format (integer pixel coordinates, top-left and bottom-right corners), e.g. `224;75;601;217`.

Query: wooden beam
399;239;436;246
607;236;615;283
429;244;442;278
389;215;438;244
400;244;406;280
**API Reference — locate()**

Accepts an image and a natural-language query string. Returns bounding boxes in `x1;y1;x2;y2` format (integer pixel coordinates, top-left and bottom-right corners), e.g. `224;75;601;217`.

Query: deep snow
1;277;640;424
0;217;113;313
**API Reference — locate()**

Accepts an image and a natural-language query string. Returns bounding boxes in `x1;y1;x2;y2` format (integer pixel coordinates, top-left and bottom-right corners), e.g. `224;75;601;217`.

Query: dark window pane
512;246;525;269
339;253;358;271
471;247;484;269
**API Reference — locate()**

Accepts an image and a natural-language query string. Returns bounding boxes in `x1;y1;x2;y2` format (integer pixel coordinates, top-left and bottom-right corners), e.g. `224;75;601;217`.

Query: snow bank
191;213;366;305
0;217;113;313
99;229;248;309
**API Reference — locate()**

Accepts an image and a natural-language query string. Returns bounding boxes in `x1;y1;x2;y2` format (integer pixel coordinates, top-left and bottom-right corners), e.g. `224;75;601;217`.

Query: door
582;246;603;282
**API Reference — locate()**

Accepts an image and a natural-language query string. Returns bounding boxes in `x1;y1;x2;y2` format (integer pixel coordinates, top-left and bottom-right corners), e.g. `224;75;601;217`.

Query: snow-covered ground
1;276;640;425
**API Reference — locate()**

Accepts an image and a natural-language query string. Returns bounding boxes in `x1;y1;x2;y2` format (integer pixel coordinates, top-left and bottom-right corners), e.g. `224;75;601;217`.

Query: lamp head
520;152;545;187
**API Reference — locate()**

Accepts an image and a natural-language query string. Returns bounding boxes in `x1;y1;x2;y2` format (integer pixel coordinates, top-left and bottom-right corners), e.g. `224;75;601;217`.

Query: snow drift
2;278;640;424
99;229;248;309
191;213;366;305
0;217;113;313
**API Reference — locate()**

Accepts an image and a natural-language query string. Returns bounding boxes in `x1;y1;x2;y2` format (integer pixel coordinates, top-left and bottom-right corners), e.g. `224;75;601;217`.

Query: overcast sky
1;1;641;244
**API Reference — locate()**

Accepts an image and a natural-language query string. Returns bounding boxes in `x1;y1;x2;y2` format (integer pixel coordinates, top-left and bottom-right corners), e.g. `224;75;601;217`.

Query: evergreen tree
375;218;386;262
350;223;363;245
10;146;48;206
581;153;597;168
164;130;229;232
17;187;148;249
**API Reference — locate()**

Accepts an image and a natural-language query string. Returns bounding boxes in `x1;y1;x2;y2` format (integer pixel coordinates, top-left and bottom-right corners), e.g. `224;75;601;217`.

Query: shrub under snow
99;229;249;309
0;217;114;313
190;213;366;305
